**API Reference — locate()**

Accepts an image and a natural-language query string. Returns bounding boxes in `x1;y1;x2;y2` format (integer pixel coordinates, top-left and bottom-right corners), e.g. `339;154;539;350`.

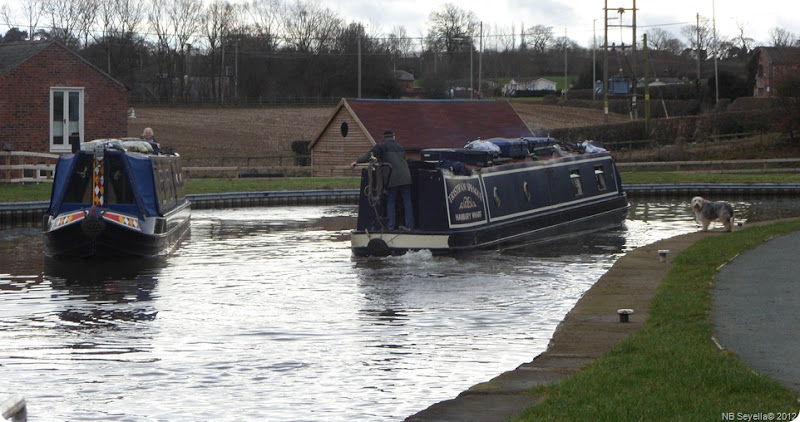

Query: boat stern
351;230;451;257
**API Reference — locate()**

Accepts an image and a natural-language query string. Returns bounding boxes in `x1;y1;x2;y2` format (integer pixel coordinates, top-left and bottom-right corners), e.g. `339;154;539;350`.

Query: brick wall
0;43;128;154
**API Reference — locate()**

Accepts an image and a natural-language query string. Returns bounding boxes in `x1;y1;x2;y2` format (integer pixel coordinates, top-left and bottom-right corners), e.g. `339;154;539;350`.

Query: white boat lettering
454;210;483;222
458;196;477;210
447;182;482;204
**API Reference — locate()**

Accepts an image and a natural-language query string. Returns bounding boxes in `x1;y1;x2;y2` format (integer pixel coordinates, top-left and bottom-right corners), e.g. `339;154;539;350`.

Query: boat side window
171;161;185;200
594;166;607;191
65;155;93;203
569;169;583;196
107;155;134;204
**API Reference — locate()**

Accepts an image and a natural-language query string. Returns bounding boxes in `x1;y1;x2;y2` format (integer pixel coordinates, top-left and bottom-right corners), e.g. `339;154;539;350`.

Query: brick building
309;98;533;177
753;47;800;98
0;40;128;154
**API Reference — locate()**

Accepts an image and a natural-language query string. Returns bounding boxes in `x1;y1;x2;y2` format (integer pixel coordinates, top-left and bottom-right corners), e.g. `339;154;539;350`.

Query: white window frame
50;87;85;153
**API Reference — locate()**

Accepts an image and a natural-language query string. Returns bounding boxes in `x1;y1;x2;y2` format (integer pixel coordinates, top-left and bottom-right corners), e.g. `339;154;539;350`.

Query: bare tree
283;0;342;54
116;0;145;37
645;28;684;54
524;24;554;53
43;0;95;47
681;16;712;52
425;3;478;54
486;24;516;52
246;0;283;51
203;0;235;99
387;25;414;58
1;0;45;41
732;22;754;55
769;27;797;47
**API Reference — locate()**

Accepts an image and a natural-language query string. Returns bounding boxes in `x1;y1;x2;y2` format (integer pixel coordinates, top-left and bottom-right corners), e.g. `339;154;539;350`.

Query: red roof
316;99;532;151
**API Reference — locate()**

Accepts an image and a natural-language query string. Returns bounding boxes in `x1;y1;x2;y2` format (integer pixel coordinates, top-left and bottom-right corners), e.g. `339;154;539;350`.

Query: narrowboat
351;137;629;257
43;138;190;258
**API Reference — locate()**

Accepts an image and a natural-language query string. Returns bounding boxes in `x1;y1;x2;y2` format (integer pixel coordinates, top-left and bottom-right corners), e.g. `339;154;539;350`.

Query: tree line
1;0;798;103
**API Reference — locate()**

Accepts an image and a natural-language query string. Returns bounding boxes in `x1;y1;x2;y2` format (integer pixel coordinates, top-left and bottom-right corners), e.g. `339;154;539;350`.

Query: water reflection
44;257;165;326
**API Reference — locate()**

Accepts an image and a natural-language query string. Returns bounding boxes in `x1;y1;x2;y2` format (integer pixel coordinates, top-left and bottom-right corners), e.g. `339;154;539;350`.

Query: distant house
394;70;415;94
0;40;129;154
503;78;558;96
753;47;800;98
309;99;533;176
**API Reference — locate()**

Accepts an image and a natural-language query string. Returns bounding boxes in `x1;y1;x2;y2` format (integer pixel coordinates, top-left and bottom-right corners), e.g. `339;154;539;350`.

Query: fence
0;151;59;183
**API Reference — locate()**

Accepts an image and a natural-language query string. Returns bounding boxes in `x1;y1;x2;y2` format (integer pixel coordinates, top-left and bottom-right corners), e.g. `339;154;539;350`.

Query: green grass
0;177;362;202
1;172;798;203
619;171;800;184
183;177;360;194
513;219;800;421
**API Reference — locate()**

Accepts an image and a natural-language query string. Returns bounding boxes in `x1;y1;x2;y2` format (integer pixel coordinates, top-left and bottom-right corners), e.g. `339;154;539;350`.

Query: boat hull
44;201;191;258
352;195;628;256
352;149;629;257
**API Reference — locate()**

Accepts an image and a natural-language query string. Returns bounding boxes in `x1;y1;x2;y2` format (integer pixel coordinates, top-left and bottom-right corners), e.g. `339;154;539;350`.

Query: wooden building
753;47;800;98
0;40;128;155
309;98;533;177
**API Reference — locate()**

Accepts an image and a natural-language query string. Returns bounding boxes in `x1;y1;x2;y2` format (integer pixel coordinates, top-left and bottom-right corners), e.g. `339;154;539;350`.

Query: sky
329;0;798;48
1;0;796;49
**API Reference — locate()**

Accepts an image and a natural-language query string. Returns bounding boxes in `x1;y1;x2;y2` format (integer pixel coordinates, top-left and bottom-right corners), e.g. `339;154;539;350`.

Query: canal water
1;198;797;421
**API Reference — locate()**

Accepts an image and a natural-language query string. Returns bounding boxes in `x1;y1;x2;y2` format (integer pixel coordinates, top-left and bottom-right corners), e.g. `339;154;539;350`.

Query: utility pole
603;0;609;123
712;0;719;105
478;22;483;99
564;27;568;101
696;13;701;98
643;33;650;135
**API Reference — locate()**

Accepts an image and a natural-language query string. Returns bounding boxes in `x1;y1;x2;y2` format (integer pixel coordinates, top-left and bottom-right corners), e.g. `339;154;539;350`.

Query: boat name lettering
447;182;482;204
454;210;483;222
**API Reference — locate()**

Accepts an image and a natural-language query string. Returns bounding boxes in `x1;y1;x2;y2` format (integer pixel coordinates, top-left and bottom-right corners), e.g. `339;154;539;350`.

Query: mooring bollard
617;309;634;323
0;394;27;422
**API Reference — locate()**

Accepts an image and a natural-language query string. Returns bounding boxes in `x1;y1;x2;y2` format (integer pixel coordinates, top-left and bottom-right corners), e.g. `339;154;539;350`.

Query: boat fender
366;238;390;257
81;215;106;238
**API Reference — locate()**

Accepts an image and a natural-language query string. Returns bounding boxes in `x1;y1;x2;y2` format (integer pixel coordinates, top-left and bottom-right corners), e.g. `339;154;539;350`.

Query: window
594;166;607;191
570;169;583;196
50;88;84;153
340;121;349;137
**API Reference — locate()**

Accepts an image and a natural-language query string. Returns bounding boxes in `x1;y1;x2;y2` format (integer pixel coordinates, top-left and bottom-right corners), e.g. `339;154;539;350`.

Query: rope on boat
363;160;393;231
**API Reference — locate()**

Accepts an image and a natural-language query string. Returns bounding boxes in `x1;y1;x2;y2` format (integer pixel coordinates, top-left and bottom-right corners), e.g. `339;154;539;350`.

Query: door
50;88;84;152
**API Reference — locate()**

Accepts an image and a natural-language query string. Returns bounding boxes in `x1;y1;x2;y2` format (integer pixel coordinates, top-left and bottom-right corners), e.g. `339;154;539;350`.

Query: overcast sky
331;0;797;48
1;0;796;49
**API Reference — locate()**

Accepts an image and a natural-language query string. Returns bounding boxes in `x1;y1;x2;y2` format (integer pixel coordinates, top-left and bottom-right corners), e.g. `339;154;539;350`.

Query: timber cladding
0;41;128;154
311;109;374;177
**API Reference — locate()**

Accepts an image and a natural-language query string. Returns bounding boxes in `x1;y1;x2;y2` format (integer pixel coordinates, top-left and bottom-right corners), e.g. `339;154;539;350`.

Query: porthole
340;122;349;137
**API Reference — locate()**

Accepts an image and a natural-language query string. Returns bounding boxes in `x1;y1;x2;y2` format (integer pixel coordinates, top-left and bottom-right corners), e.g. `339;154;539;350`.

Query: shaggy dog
691;196;735;232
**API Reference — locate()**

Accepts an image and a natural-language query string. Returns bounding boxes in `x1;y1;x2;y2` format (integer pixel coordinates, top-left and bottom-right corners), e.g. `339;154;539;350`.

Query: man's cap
382;130;394;140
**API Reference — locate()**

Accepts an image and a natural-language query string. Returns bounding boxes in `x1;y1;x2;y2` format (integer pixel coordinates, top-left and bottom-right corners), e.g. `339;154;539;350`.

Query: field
126;102;631;164
126;102;800;164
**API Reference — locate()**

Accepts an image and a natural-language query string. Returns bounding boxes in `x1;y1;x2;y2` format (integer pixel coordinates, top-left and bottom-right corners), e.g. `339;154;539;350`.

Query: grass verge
513;219;800;421
1;172;799;203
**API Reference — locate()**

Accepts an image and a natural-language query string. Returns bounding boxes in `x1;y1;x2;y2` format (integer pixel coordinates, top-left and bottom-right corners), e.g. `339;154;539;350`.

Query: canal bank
406;220;800;421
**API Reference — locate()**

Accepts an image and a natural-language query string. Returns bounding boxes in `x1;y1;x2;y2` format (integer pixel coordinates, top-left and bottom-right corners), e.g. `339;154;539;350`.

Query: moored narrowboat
351;137;629;256
43;138;190;258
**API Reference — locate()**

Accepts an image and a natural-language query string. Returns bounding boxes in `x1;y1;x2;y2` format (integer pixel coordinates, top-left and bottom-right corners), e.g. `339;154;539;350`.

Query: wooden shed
309;98;533;177
0;40;129;155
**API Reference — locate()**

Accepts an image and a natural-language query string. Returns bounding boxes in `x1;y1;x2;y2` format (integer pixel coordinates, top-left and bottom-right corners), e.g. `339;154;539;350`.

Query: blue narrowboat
43;138;191;258
351;138;629;256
